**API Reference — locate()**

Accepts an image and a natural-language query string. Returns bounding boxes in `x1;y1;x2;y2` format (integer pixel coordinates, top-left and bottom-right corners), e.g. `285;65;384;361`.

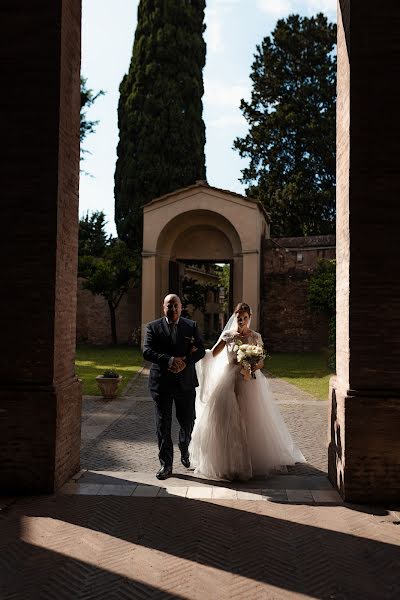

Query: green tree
234;14;336;236
309;259;336;370
80;76;105;160
308;259;335;315
181;277;210;316
79;210;110;258
114;0;207;252
79;240;140;345
215;264;230;312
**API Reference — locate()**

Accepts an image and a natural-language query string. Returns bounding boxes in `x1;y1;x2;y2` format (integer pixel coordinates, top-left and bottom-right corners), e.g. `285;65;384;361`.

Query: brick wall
0;0;82;493
76;279;141;345
77;236;335;352
261;236;336;352
329;2;400;503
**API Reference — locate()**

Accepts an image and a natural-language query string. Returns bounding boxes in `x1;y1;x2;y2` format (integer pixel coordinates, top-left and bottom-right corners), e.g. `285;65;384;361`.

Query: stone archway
141;182;269;332
165;218;236;318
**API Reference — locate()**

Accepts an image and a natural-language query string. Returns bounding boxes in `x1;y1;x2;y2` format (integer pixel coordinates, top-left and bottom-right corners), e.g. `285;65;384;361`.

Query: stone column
242;251;260;330
141;254;157;334
159;255;170;303
0;1;82;493
330;1;400;502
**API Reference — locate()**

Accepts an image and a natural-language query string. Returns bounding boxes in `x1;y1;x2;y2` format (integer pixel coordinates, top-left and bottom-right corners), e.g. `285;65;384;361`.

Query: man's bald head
163;294;182;322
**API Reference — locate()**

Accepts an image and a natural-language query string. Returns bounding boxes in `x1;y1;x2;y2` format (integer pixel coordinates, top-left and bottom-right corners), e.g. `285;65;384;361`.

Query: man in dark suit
143;293;206;480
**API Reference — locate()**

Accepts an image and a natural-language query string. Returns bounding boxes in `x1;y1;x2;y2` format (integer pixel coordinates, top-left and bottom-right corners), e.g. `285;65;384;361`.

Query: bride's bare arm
211;339;226;357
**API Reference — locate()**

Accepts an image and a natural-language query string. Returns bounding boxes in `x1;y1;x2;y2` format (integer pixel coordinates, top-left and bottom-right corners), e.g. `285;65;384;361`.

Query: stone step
72;469;334;490
56;469;342;503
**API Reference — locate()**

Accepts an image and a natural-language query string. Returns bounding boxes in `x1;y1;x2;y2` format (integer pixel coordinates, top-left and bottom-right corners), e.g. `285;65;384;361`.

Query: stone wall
261;236;336;352
77;236;335;351
76;279;141;345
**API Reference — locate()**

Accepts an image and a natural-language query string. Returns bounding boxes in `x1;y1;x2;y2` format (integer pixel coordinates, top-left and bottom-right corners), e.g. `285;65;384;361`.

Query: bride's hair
234;302;252;315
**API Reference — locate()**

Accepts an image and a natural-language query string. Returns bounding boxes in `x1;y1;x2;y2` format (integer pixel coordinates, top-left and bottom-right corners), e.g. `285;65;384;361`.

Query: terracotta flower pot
95;375;123;399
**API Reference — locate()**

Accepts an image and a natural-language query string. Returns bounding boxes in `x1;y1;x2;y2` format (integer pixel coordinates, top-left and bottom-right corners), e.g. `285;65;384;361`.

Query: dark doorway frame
170;258;234;318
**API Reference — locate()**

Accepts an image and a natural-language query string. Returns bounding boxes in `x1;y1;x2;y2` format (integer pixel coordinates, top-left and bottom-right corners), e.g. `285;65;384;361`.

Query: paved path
1;491;399;599
2;369;399;599
80;367;329;477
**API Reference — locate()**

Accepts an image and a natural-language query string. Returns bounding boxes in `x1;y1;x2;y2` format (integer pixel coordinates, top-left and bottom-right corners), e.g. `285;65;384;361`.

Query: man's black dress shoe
181;453;190;469
156;465;173;480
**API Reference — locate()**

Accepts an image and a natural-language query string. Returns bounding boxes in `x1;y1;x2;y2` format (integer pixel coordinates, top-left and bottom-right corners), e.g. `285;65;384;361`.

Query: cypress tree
115;0;207;251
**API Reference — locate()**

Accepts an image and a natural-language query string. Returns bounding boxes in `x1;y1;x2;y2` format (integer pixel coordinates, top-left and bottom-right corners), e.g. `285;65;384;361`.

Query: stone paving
80;367;329;478
1;368;399;599
1;491;399;599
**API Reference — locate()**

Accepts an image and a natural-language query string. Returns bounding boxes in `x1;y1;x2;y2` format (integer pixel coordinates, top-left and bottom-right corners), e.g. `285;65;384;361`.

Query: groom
143;293;205;480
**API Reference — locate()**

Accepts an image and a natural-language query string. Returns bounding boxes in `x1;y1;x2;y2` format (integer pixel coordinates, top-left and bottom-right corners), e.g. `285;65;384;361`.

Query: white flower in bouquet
233;341;266;380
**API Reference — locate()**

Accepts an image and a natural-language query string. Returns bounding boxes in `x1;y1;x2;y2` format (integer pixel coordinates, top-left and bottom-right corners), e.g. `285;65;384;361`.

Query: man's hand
251;359;264;373
169;357;186;373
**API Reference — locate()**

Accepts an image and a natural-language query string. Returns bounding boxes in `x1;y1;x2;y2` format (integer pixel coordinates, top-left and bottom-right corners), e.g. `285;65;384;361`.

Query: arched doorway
168;223;235;337
141;182;269;332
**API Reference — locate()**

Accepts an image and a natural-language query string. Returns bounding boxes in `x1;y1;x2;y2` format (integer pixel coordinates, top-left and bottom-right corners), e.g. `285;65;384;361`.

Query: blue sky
80;0;336;236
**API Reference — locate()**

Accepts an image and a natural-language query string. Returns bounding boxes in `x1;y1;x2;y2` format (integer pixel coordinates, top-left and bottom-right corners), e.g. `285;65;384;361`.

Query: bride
189;302;305;481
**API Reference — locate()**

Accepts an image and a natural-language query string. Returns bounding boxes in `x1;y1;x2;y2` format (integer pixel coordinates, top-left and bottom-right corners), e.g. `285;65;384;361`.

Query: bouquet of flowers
233;340;266;381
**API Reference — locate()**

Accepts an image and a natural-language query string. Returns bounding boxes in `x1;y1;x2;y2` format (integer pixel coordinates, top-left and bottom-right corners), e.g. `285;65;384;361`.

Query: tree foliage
79;210;110;258
181;277;209;316
309;259;336;369
78;213;139;344
79;241;139;304
182;277;219;317
234;14;336;236
215;264;230;312
80;76;105;160
308;259;336;316
216;264;230;293
114;0;207;252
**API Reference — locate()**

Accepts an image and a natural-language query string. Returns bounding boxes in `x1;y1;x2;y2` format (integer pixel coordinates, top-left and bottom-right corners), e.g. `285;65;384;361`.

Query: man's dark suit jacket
143;317;206;396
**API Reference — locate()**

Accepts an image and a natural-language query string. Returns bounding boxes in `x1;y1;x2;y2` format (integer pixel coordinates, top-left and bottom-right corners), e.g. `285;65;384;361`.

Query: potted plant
96;369;123;399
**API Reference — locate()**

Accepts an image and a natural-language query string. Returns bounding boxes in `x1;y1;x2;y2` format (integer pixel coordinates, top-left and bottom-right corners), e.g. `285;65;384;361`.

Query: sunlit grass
75;345;333;400
75;344;143;396
264;352;333;400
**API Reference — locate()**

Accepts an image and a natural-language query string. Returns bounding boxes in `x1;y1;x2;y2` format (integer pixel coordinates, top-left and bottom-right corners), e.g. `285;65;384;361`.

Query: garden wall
76;278;141;345
260;235;336;352
76;236;335;350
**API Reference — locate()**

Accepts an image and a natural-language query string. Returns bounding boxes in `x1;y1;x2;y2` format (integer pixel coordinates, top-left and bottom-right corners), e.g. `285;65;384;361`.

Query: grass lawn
75;344;144;396
75;345;332;400
264;352;333;400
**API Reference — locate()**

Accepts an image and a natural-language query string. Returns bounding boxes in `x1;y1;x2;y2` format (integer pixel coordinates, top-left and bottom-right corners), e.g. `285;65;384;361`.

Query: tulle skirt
189;360;306;481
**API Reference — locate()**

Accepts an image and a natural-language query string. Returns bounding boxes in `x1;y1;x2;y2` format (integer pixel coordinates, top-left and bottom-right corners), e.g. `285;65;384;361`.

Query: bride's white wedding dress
189;329;306;481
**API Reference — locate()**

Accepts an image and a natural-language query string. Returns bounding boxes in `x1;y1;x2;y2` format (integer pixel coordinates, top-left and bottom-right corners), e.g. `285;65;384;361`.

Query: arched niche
156;209;242;258
153;210;242;320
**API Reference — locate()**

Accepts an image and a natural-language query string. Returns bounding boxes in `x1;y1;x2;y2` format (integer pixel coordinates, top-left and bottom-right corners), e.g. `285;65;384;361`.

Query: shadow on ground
0;490;399;599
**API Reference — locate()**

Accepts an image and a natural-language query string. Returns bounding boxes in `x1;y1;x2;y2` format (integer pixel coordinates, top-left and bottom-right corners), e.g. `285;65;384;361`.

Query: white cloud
204;79;250;108
257;0;336;19
206;8;225;53
205;0;242;55
305;0;336;15
257;0;295;18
